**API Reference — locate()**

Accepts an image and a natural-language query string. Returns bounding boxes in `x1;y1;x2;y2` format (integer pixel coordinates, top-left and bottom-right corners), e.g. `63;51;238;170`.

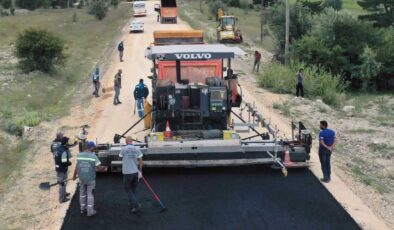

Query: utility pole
284;0;290;66
200;0;202;12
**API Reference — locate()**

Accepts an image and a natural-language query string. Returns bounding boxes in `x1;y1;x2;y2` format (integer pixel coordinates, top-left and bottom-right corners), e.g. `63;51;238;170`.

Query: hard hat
86;141;96;149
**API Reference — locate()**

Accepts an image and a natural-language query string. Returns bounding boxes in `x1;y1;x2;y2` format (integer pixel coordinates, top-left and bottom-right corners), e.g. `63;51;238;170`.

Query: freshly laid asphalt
61;166;361;230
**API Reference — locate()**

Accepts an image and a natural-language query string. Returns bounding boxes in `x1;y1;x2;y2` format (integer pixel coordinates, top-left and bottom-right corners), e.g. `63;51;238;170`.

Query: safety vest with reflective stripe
54;145;70;172
76;152;100;184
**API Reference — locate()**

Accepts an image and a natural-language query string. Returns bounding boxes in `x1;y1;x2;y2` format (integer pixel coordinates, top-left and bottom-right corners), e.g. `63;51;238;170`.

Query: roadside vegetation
0;3;130;189
258;62;346;106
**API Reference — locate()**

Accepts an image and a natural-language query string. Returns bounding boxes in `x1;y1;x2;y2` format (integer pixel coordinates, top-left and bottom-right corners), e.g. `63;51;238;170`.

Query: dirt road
88;5;190;143
0;1;388;230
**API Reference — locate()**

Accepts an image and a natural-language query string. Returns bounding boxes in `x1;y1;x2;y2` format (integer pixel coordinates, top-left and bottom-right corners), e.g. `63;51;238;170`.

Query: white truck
132;1;147;17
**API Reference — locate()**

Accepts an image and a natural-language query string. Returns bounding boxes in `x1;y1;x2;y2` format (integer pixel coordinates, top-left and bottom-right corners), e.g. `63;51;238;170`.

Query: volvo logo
174;53;212;60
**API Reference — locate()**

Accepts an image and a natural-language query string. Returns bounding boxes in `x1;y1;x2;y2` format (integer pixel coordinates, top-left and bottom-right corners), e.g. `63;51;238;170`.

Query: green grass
348;128;378;133
0;6;131;134
341;0;365;14
346;92;394;124
258;62;346;107
178;0;276;52
368;143;394;158
351;165;390;194
301;0;366;14
272;101;292;116
0;5;131;190
0;136;31;192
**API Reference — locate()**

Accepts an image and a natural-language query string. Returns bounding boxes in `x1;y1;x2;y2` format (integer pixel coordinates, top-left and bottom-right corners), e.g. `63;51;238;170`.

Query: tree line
264;0;393;91
0;0;119;10
208;0;394;91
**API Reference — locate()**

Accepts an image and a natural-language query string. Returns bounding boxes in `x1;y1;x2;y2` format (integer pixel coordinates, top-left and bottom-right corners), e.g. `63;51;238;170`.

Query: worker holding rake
119;136;144;213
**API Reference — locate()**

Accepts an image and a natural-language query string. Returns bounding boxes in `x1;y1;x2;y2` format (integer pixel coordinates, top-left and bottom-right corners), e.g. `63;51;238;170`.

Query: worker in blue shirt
318;120;338;183
92;66;100;97
133;79;149;118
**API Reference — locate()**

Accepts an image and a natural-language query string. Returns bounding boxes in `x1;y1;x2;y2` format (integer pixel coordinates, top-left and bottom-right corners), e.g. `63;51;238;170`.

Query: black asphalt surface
62;166;360;230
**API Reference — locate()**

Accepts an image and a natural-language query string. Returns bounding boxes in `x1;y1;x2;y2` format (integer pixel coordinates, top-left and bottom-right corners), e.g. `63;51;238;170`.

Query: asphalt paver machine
96;44;312;175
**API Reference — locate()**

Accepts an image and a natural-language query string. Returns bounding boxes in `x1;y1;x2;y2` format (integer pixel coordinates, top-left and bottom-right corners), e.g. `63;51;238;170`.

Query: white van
133;1;147;17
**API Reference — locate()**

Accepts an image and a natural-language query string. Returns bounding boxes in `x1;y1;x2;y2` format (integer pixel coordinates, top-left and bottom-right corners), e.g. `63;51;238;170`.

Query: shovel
39;178;75;191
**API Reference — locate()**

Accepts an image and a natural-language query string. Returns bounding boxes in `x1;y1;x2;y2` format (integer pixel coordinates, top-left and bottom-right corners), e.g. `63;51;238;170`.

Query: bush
89;1;108;20
352;46;381;91
111;0;119;8
324;0;342;10
209;0;226;18
1;0;12;9
20;111;41;127
0;8;10;16
228;0;240;7
299;0;324;14
240;0;249;9
374;28;394;89
40;0;51;9
15;0;38;10
258;62;294;94
293;35;348;74
267;0;313;58
15;28;66;73
3;111;42;136
5;121;23;136
258;62;346;106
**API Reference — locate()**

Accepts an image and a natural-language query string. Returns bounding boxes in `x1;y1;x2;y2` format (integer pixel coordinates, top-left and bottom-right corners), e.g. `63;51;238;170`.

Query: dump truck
132;1;147;17
160;0;177;24
94;30;312;173
217;15;243;43
153;30;204;45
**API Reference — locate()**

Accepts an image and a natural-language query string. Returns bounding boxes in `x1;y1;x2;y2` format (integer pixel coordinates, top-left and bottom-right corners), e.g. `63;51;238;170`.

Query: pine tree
358;0;394;27
354;46;381;91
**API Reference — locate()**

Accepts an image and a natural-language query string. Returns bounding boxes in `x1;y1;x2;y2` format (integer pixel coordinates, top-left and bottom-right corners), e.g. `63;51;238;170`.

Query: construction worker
114;69;122;105
51;132;77;156
318;120;338;183
296;68;304;99
157;10;160;22
133;79;149;118
236;29;243;42
118;41;124;62
253;51;261;72
217;7;224;21
92;66;100;97
72;141;106;217
119;136;144;213
51;132;64;156
54;136;73;203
